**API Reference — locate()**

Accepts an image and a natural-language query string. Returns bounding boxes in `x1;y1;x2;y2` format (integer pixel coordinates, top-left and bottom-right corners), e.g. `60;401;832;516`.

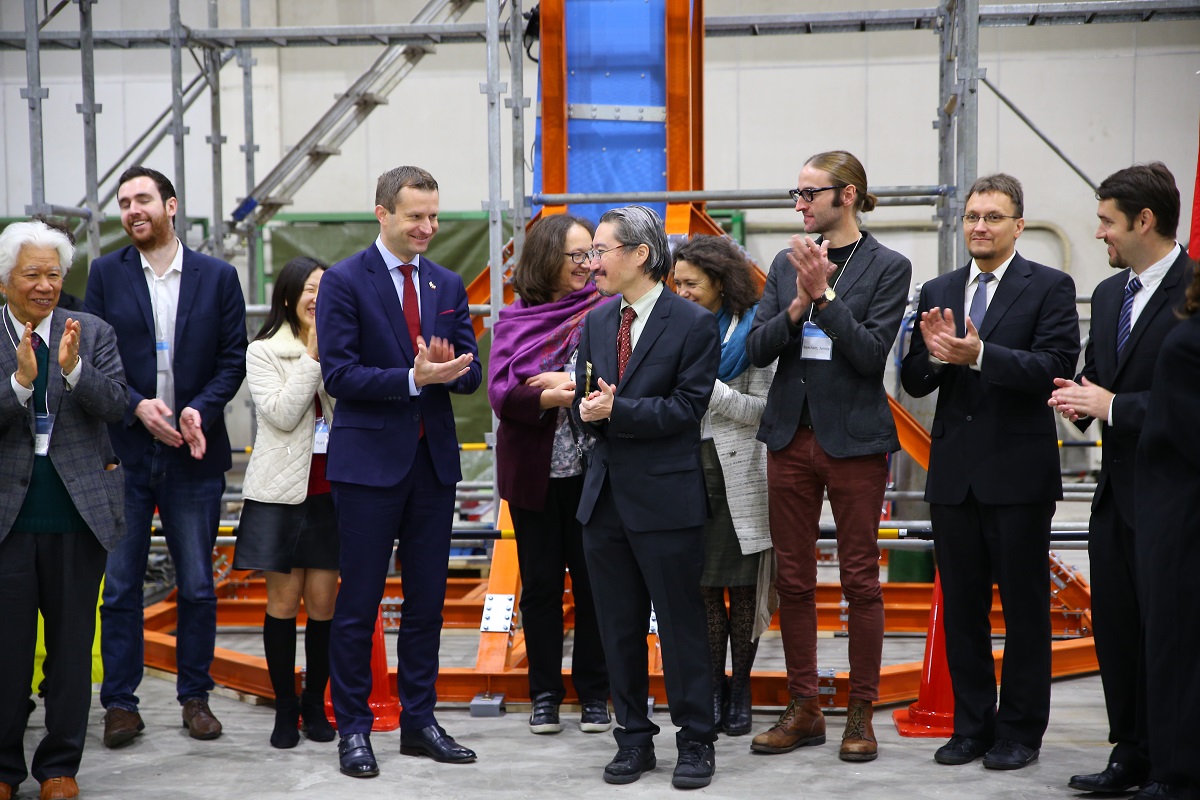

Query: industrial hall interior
2;0;1199;799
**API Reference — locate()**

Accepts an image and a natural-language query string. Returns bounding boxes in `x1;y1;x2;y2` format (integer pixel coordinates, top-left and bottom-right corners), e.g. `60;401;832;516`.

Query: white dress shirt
140;238;184;413
374;236;424;397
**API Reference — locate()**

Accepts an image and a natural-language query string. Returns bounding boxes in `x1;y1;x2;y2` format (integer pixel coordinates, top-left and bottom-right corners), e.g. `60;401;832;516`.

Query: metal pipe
509;0;528;268
169;0;188;242
955;0;981;269
980;76;1098;192
534;186;950;206
206;0;226;259
936;0;958;274
707;197;939;210
22;0;47;215
240;0;259;301
78;0;103;263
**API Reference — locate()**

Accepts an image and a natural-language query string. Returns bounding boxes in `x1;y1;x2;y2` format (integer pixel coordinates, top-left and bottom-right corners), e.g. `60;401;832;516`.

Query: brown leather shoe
181;698;223;740
102;707;145;748
39;777;79;800
839;699;878;762
0;781;15;800
750;695;826;754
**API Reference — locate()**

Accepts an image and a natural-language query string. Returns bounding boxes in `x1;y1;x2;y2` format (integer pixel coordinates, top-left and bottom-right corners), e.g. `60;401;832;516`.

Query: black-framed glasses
789;185;845;203
962;212;1020;226
563;251;591;265
585;245;626;262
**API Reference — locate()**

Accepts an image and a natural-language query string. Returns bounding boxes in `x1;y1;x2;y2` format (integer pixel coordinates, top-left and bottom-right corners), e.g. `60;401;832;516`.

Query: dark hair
30;214;76;246
117;166;177;205
1097;162;1180;239
598;205;671;282
671;235;760;317
1180;261;1200;318
967;173;1024;218
806;150;877;213
511;214;595;306
375;166;439;212
255;256;327;341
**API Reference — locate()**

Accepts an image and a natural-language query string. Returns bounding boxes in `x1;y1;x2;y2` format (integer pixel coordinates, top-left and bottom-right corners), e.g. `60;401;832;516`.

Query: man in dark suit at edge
1049;163;1193;798
573;206;720;790
901;173;1079;771
85;166;247;748
315;166;481;779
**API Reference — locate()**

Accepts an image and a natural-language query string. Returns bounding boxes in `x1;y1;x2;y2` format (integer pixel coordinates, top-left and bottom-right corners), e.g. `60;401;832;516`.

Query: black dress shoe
672;740;716;789
399;724;476;763
603;744;656;785
1069;762;1148;793
1132;782;1188;799
934;734;992;765
982;739;1039;770
338;733;379;778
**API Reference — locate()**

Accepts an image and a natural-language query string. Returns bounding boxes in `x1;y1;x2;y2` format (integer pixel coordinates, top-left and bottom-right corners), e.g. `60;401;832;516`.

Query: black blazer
1076;246;1194;526
901;253;1080;505
573;287;720;532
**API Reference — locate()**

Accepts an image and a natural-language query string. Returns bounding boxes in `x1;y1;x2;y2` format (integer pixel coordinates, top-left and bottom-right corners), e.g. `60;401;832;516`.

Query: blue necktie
1116;275;1142;356
968;272;993;328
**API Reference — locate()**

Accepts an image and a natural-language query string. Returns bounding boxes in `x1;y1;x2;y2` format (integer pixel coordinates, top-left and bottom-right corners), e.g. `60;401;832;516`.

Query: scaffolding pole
508;0;529;268
169;0;189;243
205;0;226;260
21;0;47;216
78;0;102;262
955;0;981;269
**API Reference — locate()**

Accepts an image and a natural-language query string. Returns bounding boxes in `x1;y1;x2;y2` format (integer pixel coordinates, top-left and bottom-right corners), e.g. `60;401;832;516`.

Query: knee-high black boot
300;617;335;742
724;585;759;736
264;614;300;748
702;586;731;732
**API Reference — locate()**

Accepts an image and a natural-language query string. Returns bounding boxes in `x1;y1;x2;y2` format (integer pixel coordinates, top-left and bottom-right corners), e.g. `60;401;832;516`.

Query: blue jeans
100;443;225;709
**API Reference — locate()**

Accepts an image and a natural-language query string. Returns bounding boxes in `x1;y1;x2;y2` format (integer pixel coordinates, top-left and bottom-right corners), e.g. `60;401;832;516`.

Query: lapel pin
428;281;436;289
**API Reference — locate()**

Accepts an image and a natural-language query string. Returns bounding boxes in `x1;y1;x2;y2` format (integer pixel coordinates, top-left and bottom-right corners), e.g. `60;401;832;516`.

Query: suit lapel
588;301;619;390
46;311;66;414
121;247;155;337
617;289;669;393
830;234;875;298
367;250;415;364
943;268;969;337
418;261;436;346
979;255;1031;340
174;246;200;343
1116;250;1187;376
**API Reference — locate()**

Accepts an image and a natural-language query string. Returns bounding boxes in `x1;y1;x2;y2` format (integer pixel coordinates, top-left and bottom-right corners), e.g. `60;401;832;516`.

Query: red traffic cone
323;608;401;732
893;572;955;737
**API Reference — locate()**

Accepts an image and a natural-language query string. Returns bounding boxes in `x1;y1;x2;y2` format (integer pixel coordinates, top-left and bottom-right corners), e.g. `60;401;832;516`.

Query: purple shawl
488;285;615;414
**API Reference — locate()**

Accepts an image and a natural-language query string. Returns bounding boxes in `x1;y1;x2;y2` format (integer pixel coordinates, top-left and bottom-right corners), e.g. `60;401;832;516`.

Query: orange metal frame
141;0;1098;708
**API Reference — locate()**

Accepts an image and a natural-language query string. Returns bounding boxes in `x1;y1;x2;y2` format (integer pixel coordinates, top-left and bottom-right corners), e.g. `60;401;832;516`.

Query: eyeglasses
563;251;591;265
962;213;1021;226
585;245;626;262
789;185;845;203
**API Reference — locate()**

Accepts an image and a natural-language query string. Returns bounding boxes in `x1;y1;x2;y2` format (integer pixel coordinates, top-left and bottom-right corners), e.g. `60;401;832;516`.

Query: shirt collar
4;305;53;347
969;250;1017;285
139;237;184;277
1131;243;1180;292
621;281;664;320
375;236;421;272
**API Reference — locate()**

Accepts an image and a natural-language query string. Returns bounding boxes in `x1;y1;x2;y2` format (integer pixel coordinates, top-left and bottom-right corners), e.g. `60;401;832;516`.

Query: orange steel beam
474;501;526;674
889;394;931;471
539;0;567;218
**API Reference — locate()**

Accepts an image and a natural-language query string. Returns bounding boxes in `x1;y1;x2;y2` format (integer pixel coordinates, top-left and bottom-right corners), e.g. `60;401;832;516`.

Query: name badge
800;321;833;361
156;340;170;371
313;416;330;454
35;412;55;456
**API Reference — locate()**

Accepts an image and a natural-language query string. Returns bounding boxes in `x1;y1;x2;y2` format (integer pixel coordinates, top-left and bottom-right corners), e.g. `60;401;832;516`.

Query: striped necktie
1116;275;1142;356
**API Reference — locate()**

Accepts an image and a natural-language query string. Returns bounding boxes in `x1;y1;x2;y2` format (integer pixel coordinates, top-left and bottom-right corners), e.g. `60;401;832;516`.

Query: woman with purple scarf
489;215;615;737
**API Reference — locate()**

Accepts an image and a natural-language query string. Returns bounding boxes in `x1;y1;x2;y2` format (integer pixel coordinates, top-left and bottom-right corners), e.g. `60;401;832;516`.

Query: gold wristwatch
816;287;836;306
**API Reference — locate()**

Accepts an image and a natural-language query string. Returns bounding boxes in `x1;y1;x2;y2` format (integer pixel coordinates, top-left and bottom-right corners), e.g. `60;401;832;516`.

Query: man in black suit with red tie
1049;163;1193;797
901;173;1079;772
574;206;720;790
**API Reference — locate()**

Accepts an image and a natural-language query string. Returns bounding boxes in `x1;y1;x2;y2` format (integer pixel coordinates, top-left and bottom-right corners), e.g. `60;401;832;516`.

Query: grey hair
0;220;74;286
598;205;671;281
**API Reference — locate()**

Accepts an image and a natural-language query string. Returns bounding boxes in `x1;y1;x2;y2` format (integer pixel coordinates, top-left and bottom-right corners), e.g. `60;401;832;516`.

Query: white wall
1;0;1197;299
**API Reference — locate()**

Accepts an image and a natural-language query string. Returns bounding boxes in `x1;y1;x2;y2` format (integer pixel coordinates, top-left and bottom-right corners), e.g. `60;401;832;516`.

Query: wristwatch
816;287;836;307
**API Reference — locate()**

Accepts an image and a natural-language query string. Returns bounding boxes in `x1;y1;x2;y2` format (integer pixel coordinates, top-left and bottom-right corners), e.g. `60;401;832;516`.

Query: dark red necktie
31;332;42;350
617;306;636;381
398;264;425;438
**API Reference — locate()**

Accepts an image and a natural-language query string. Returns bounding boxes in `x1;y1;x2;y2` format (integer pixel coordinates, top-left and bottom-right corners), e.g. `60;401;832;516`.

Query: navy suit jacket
1075;246;1193;526
315;246;481;488
901;253;1080;506
84;243;247;477
573;287;720;532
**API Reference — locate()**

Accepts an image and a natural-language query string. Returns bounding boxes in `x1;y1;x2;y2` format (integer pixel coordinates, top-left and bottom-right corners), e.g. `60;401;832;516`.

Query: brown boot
750;695;825;753
839;699;878;762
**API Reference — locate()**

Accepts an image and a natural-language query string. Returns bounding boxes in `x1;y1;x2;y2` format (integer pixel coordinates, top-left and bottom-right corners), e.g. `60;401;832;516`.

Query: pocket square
438;309;455;316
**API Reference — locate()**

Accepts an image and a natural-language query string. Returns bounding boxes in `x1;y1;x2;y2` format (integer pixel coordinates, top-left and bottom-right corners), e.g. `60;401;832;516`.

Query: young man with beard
1049;163;1193;797
85;166;247;748
902;173;1079;771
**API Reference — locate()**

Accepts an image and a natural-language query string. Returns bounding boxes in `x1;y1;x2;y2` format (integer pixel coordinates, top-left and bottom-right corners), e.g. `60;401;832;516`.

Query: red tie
31;332;42;351
617;306;636;381
398;264;425;438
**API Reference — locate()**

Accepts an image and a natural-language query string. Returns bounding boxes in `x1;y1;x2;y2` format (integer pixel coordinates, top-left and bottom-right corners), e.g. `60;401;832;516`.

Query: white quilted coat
242;328;335;505
706;359;776;555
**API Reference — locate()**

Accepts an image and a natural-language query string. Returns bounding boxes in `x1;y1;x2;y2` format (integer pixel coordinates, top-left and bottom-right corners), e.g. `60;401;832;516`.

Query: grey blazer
747;231;911;457
0;308;129;550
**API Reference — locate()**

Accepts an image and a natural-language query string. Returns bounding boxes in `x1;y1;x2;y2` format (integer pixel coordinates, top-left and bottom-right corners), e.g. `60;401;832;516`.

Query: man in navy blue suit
315;166;481;779
85;166;247;747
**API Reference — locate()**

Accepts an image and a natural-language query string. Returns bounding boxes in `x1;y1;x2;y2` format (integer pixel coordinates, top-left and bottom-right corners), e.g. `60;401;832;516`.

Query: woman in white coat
233;257;338;748
672;236;776;737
